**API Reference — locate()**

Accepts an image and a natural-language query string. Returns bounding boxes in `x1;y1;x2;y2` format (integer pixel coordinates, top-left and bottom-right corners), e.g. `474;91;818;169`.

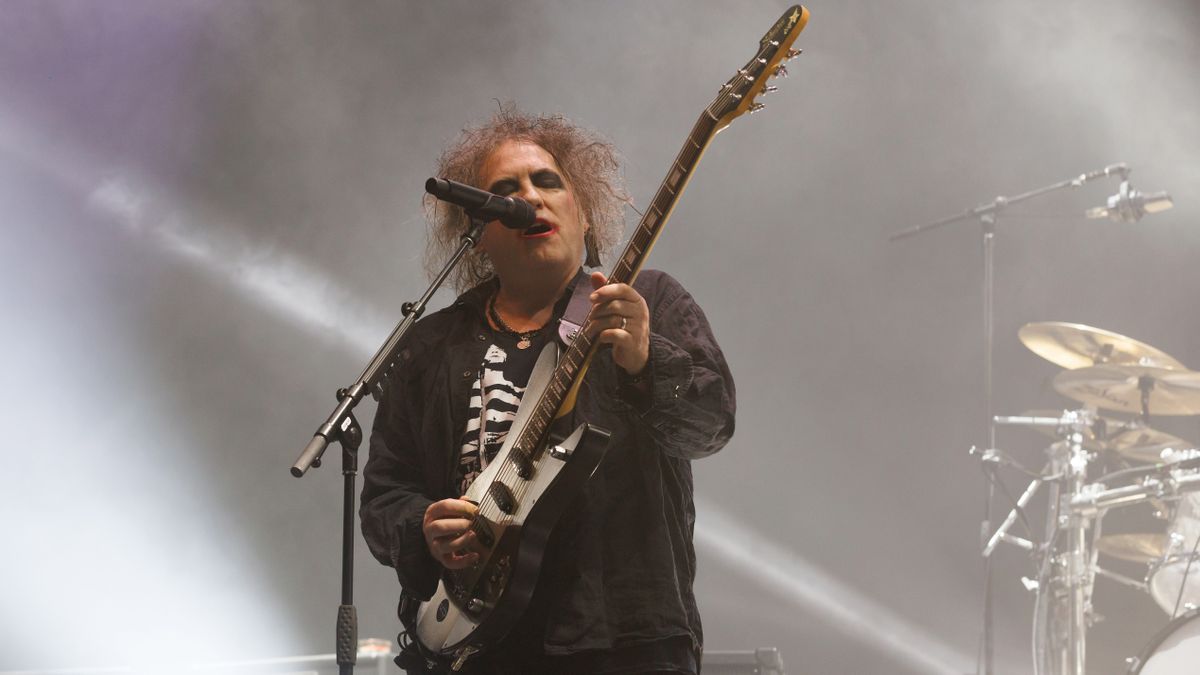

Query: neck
493;265;577;328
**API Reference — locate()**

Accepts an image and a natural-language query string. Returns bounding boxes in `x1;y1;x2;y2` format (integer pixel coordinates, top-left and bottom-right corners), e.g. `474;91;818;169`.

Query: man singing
361;108;735;675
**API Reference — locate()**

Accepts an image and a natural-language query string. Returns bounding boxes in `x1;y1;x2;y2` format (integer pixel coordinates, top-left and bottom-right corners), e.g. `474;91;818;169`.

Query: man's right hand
422;498;481;570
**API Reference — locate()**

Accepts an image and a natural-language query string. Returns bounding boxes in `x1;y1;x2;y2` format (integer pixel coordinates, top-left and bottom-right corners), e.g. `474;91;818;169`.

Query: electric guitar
415;6;810;669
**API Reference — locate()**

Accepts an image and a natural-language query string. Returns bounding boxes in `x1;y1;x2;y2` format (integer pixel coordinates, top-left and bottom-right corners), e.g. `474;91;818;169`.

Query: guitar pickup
488;482;517;515
509;446;533;479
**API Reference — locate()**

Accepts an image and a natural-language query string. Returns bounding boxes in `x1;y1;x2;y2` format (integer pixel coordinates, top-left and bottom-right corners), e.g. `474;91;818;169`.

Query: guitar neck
508;112;721;459
510;3;810;457
609;112;719;287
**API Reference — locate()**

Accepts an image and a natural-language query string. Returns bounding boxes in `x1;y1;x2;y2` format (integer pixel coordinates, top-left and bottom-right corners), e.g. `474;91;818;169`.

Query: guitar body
415;343;610;660
413;5;809;667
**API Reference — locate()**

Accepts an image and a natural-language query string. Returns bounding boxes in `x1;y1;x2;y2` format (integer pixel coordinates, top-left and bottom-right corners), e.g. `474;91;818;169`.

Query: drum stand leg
1053;433;1093;675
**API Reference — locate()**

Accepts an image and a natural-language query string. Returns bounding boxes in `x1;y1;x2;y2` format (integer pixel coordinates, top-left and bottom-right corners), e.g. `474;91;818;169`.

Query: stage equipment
1053;365;1200;420
1083;165;1174;223
704;648;787;675
981;324;1200;674
424;177;537;230
289;206;492;675
892;163;1145;675
1018;321;1185;371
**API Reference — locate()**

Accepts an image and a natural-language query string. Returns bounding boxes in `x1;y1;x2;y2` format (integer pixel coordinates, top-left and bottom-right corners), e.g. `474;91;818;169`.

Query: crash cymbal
1053;365;1200;416
1108;425;1197;464
1097;533;1168;563
1019;322;1185;370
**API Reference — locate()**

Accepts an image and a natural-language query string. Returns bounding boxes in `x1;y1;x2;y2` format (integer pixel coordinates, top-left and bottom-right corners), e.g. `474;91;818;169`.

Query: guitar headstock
708;5;809;131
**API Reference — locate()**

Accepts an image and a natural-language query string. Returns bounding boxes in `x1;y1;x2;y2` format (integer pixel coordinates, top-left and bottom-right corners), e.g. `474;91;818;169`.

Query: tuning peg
774;64;789;78
748;102;766;114
770;40;780;47
763;86;779;94
730;93;743;100
738;68;755;82
786;48;802;60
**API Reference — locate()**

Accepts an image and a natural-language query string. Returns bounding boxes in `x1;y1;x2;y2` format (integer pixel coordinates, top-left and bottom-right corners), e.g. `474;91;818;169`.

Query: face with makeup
476;140;588;286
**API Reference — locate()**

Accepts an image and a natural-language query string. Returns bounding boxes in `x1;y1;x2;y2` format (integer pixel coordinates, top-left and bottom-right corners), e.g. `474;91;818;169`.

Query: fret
667;167;684;191
703;108;719;121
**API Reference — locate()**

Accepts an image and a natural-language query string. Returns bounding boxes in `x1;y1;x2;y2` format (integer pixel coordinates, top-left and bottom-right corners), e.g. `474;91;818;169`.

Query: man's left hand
588;271;650;377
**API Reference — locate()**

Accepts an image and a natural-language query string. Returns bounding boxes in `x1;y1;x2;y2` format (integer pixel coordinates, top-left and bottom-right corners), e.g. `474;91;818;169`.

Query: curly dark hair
424;106;629;291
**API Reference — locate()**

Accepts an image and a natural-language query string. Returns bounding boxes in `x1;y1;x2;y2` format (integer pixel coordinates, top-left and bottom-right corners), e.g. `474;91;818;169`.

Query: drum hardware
1094;565;1150;593
1071;471;1200;518
979;412;1098;675
1002;409;1115;453
972;315;1199;673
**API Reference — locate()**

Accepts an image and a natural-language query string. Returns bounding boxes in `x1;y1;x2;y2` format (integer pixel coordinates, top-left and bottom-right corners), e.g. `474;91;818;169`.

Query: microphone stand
290;215;487;675
888;164;1128;675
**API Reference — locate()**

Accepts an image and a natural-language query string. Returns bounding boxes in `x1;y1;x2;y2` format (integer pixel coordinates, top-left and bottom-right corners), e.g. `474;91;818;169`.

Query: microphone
425;177;537;230
1085;175;1174;223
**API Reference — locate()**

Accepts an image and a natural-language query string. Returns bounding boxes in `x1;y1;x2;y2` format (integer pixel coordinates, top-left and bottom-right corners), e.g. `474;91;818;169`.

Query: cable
1170;532;1200;619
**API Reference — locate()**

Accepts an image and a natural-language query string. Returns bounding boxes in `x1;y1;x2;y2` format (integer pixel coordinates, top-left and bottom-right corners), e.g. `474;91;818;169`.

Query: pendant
517;338;531;350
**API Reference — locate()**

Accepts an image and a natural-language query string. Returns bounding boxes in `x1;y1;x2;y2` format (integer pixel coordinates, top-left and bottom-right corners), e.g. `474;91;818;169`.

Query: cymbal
1053;365;1200;416
1109;426;1196;464
1097;533;1168;563
1019;322;1185;370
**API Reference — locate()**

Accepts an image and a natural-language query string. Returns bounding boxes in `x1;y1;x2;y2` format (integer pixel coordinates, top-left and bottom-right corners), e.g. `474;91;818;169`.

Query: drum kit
984;321;1200;674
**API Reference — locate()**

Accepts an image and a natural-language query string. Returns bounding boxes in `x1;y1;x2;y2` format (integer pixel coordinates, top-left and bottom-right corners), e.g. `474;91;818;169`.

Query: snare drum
1148;493;1200;615
1127;608;1200;673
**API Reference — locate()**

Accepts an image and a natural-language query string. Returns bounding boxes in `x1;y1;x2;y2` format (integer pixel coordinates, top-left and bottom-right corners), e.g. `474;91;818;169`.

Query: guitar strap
557;269;596;347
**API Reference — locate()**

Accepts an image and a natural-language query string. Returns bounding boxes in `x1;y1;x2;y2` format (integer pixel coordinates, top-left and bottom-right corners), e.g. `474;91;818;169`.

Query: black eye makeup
486;170;564;196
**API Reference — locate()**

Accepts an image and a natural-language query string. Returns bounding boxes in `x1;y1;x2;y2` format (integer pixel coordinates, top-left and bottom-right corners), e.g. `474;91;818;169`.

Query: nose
516;181;544;208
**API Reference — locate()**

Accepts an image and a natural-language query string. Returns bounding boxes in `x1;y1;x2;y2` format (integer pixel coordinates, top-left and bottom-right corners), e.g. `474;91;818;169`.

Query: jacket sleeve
606;271;736;460
360;359;441;600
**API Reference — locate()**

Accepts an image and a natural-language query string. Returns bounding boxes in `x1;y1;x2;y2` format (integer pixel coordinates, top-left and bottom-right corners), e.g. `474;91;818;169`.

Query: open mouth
522;223;554;237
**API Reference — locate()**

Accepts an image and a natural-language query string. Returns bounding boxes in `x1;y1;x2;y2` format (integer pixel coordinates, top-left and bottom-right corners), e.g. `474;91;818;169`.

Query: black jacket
360;268;735;660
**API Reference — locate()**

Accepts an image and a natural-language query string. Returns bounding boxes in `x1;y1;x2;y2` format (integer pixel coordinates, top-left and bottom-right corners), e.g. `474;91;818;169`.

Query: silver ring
620;316;628;331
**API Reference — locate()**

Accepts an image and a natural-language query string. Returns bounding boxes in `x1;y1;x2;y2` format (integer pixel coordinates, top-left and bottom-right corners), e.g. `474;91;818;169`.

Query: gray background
3;2;1199;673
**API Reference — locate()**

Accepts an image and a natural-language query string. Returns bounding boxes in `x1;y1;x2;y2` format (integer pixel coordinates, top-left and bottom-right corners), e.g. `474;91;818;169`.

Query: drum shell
1148;493;1200;615
1127;608;1200;673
